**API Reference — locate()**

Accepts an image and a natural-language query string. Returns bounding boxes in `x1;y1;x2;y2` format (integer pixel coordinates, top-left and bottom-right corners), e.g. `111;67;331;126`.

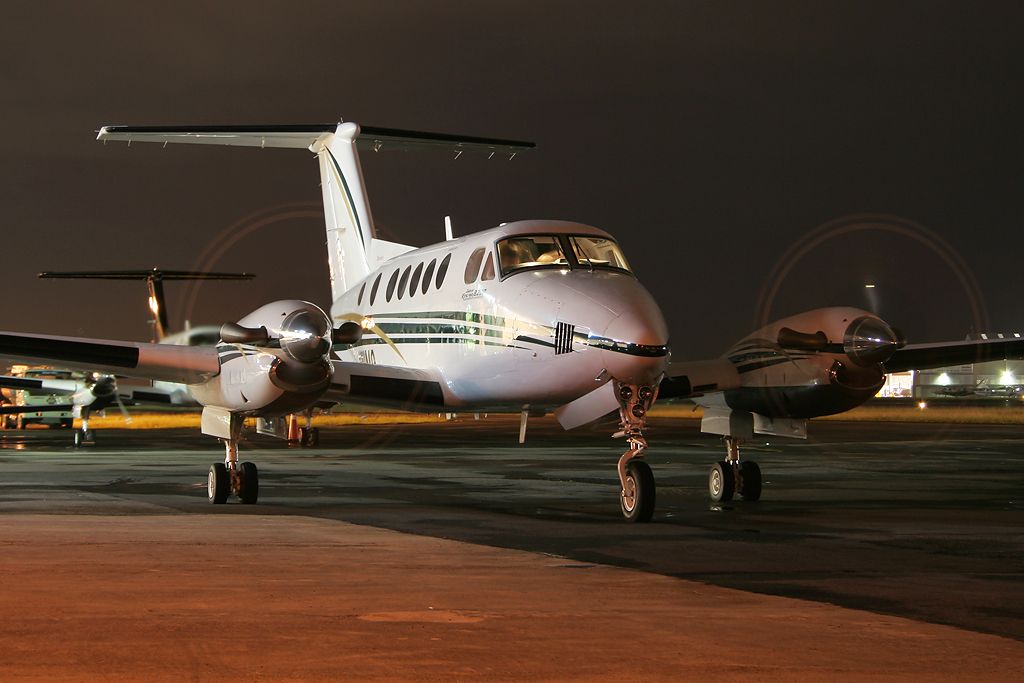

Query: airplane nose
595;295;670;385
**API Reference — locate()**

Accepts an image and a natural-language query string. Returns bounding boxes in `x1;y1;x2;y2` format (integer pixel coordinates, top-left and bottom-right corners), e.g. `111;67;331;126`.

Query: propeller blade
220;322;270;345
115;393;132;425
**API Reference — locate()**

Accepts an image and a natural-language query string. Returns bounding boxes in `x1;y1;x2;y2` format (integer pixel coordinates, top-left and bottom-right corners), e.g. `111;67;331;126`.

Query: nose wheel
613;381;659;522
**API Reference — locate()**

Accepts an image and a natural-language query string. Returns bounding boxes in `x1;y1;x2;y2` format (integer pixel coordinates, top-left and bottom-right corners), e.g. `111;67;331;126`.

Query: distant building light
981;334;988;340
918;401;928;409
998;333;1005;339
864;284;876;288
1000;369;1016;386
1016;333;1021;338
936;372;952;386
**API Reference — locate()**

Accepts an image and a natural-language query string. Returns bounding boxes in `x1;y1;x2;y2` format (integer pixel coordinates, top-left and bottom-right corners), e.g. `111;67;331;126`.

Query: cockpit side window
569;236;632;273
481;252;496;281
497;235;568;277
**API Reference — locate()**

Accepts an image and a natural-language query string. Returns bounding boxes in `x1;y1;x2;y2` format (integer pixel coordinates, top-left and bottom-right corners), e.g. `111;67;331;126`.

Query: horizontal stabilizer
39;269;254;281
97;124;535;154
0;331;220;385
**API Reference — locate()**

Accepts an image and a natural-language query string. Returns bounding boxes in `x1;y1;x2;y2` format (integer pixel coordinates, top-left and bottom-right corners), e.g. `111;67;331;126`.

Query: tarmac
0;414;1021;681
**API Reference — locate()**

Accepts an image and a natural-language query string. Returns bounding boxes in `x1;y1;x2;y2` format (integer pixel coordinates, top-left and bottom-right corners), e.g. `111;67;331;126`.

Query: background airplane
0;269;252;444
0;121;1021;521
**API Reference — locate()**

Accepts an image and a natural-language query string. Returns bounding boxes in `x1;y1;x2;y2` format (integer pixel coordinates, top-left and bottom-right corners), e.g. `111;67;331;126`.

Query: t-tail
96;123;534;302
38;269;253;342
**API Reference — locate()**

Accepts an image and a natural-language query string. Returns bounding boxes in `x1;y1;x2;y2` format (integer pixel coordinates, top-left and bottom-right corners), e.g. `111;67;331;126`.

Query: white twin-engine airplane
0;121;1021;522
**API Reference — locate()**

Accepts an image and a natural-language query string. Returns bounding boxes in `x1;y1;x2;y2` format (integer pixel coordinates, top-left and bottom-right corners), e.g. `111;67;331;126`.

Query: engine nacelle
722;307;899;419
193;300;336;418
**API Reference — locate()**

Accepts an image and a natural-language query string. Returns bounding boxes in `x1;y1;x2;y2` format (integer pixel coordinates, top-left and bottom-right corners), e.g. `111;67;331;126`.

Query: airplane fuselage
330;220;670;412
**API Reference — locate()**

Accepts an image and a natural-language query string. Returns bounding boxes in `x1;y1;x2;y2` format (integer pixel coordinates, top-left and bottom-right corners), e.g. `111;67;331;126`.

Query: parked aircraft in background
0;269;252;445
0;120;1021;520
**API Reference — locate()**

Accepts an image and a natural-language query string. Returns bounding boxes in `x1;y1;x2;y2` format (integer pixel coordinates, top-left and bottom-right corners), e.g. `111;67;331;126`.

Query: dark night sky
2;1;1022;359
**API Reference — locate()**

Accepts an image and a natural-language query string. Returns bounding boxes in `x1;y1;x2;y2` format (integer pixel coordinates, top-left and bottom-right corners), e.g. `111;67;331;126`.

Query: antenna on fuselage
444;215;455;241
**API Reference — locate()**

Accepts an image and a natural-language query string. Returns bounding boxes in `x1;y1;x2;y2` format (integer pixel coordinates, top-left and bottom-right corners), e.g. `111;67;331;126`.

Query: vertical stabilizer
313;124;375;301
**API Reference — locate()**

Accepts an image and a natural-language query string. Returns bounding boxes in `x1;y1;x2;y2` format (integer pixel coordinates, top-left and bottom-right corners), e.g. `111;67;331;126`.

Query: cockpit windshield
497;235;568;275
496;234;633;278
569;236;631;272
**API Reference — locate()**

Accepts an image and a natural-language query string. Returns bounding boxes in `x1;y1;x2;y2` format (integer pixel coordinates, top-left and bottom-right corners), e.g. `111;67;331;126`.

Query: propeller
843;316;906;366
778;316;906;367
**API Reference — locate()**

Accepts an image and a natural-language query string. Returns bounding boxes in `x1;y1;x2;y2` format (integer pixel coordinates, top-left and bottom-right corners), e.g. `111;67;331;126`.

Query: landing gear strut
708;436;761;502
299;410;319;448
208;413;259;504
615;382;659;522
73;409;95;448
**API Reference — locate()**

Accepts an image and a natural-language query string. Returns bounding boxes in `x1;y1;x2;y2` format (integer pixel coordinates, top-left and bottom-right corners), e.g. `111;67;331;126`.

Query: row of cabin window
357;254;453;307
463;247;496;284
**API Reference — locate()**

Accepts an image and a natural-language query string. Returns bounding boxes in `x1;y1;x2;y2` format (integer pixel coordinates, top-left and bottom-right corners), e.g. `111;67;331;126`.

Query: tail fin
38;269;253;341
97;122;534;302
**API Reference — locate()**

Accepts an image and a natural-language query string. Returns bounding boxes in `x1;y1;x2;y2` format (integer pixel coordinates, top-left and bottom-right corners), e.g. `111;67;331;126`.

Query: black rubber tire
238;461;259;504
739;460;762;501
709;461;735;502
208;463;229;504
73;431;82;448
620;460;656;523
299;427;310;448
308;427;320;448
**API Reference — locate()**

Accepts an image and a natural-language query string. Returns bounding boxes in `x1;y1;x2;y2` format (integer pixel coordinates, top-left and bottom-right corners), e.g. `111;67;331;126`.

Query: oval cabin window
409;262;423;298
385;269;399;302
398;265;411;300
464;248;485;284
369;273;382;305
422;259;437;294
436;254;452;289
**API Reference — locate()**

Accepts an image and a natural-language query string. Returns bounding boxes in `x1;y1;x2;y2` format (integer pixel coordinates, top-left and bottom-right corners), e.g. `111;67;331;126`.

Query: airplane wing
325;360;446;409
882;338;1024;373
658;359;742;400
0;374;82;396
0;331;220;385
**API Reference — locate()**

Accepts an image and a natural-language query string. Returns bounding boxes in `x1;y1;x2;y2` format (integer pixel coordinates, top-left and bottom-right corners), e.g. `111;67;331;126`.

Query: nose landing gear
614;382;658;522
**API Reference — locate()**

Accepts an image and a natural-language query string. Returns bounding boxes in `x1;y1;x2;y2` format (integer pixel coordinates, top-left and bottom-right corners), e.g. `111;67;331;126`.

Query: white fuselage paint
330;220;670;411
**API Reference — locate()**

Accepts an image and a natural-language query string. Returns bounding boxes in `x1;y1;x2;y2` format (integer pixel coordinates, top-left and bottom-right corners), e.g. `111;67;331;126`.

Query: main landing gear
73;409;95;448
615;382;659;522
208;417;259;504
708;436;762;502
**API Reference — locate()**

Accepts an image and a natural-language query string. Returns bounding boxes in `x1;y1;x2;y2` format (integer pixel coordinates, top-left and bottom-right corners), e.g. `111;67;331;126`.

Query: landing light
1000;370;1016;386
918;401;927;410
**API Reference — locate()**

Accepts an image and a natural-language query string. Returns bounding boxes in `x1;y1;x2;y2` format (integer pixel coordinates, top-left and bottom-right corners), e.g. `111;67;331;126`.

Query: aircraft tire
308;427;320;448
620;460;656;523
739;461;762;501
238;461;259;504
709;461;735;502
208;463;230;504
